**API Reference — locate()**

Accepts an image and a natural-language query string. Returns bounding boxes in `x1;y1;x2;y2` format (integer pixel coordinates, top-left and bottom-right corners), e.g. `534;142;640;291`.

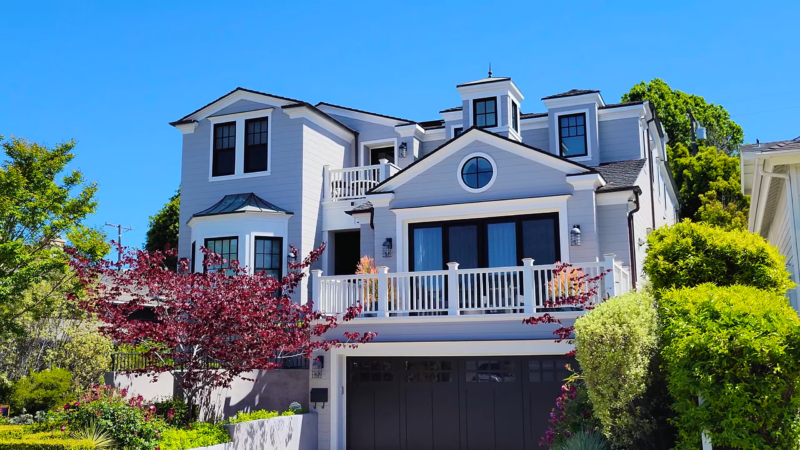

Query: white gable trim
372;129;590;193
186;89;298;122
317;104;411;128
283;105;356;142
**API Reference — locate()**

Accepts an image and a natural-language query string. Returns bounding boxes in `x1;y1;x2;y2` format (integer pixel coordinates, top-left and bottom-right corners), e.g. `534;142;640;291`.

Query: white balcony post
522;258;535;315
603;254;617;298
447;262;460;316
322;165;331;201
379;158;389;181
377;266;389;317
311;269;323;312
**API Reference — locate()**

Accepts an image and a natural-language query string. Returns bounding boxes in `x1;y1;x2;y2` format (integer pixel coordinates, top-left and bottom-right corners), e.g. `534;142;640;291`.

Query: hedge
0;440;94;449
644;220;793;294
159;423;230;450
0;427;25;441
574;291;659;448
660;284;800;449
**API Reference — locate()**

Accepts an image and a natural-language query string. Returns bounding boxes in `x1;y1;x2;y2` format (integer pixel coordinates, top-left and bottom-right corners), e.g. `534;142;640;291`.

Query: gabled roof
170;87;304;125
456;77;511;88
541;89;600;100
315;101;414;124
740;137;800;153
191;193;291;222
594;159;646;192
369;126;596;193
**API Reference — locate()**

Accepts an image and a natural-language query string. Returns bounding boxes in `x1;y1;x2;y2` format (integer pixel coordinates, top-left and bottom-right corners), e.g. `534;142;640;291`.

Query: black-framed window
558;113;588;157
473;97;497;128
204;237;238;274
212;122;236;177
244;118;269;173
454;127;463;138
460;156;493;190
190;241;196;274
254;236;282;279
370;146;394;165
409;213;560;271
511;101;519;133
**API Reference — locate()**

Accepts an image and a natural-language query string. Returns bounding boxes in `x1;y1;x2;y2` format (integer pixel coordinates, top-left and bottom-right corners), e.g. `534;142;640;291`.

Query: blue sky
1;0;797;249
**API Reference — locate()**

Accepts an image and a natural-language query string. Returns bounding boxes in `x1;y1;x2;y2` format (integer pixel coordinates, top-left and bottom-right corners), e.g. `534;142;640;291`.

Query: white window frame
554;108;593;162
456;152;498;194
448;123;464;140
208;108;274;182
360;138;397;167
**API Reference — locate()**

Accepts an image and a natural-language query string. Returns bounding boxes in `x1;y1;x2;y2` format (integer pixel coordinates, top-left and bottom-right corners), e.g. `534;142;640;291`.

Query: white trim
567;173;605;191
598;104;646;121
456;152;498;194
282;105;355;143
440;110;462;123
360;138;398;167
394;123;424;138
456;79;525;103
542;92;604;109
467;96;500;130
393;195;571;271
317;104;411;128
553;108;593;163
175;122;198;134
208;109;273;182
328;339;570;450
596;190;634;206
422;128;446;141
187;90;296;122
364;192;393;208
339;311;586;325
519;116;548;130
448;123;464;140
372;129;589;193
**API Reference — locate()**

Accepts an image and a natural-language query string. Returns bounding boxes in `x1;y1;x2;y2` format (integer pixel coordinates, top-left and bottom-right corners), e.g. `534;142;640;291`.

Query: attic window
558;113;588;158
473;98;497;128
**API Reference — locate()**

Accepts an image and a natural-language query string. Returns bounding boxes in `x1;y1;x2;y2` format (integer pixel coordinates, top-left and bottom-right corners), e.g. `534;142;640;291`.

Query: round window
461;156;494;190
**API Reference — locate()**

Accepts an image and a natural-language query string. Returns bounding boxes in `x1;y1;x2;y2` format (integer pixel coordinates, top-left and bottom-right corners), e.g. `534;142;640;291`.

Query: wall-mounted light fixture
382;238;393;257
287;248;298;264
312;356;324;379
570;225;582;246
399;142;408;158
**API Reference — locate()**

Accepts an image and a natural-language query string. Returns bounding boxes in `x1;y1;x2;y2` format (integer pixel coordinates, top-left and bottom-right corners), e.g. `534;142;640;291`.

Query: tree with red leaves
68;243;374;412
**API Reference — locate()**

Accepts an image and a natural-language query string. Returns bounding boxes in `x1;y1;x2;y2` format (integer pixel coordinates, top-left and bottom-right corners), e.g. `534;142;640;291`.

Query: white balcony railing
323;159;400;201
311;254;632;317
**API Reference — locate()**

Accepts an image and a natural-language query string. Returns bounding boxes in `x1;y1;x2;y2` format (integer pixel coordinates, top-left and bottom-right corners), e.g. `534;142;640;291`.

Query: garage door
346;356;571;450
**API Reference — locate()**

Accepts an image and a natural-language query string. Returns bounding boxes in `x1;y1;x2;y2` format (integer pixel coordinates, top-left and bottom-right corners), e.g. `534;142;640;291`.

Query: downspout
627;189;641;289
645;120;657;230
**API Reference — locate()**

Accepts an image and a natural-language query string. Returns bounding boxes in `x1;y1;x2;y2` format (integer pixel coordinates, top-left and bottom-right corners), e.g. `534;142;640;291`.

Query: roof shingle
595;159;646;191
740;137;800;153
542;89;600;100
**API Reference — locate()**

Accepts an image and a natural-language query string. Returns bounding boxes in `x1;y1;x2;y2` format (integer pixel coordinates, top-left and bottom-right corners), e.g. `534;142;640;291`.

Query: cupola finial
488;63;492;78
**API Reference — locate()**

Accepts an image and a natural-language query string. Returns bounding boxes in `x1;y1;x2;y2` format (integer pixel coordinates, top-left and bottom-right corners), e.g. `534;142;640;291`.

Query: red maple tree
68;243;374;410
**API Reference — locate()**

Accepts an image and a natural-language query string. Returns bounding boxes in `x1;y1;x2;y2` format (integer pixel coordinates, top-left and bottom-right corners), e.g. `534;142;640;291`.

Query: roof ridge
315;101;414;123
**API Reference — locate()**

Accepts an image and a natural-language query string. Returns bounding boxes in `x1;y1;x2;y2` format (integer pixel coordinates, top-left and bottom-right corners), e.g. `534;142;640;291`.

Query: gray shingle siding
520;128;549;152
597;204;630;268
567;190;600;263
599;117;643;163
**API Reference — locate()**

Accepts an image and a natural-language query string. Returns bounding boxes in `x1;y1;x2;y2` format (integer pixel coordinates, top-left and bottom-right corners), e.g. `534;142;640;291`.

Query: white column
603;254;617;298
447;262;460;316
311;270;323;311
322;165;331;201
379;158;389;181
377;266;389;317
522;258;535;314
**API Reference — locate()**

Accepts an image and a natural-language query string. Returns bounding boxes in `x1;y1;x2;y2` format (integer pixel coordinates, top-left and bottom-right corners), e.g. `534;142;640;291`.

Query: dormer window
213;122;236;177
558;113;587;158
244;118;269;173
473;98;497;128
511;101;519;133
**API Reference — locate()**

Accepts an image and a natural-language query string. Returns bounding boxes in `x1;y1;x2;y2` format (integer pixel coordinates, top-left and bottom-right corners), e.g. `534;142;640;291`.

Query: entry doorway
334;230;361;275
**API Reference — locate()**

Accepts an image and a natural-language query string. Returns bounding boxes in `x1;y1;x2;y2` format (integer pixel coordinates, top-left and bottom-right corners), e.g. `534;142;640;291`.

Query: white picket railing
312;254;632;317
323;160;400;201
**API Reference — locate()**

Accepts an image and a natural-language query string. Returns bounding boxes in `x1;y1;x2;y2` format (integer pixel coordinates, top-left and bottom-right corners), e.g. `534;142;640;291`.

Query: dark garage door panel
347;356;570;450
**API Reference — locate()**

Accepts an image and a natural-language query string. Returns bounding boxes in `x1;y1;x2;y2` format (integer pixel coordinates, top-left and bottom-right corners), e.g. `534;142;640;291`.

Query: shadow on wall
105;369;309;420
224;413;317;450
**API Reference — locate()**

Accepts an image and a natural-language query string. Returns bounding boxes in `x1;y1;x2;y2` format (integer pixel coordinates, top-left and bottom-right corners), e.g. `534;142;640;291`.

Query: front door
370;146;395;165
334;230;361;275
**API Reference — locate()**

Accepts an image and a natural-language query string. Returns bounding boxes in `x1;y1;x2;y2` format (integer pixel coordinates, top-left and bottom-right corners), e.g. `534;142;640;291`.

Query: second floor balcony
323;160;399;202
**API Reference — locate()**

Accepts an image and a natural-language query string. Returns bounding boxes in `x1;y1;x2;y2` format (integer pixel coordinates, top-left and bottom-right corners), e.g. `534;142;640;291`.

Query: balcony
311;255;631;318
323;160;399;202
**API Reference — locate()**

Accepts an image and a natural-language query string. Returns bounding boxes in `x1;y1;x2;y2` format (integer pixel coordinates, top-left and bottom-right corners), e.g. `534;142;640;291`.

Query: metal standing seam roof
191;193;292;220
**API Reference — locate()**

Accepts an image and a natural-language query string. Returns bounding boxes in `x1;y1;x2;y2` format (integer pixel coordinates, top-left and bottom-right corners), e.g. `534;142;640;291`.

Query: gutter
627;189;641;289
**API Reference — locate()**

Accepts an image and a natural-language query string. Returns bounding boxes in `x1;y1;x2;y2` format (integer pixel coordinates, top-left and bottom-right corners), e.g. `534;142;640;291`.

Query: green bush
159;422;230;450
153;397;193;428
574;291;659;448
644;220;793;294
0;426;25;440
224;409;294;424
10;370;72;415
660;284;800;449
0;439;94;449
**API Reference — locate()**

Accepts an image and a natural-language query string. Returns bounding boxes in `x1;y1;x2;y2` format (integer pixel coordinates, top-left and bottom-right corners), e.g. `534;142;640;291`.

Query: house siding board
547;104;600;167
178;103;305;265
768;185;794;275
390;140;573;210
360;222;375;260
567;190;600;263
371;206;397;272
420;138;446;158
599;117;643;164
324;113;398;166
461;99;471;127
631;168;651;279
520;128;549;152
597;204;631;268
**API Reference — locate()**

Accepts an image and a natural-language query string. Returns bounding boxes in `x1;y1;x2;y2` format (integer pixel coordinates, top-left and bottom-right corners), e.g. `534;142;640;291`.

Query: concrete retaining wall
104;369;309;421
180;414;318;450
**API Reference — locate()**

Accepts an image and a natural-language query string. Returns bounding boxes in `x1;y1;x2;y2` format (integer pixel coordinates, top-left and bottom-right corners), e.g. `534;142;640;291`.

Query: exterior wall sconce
287;248;298;264
382;238;393;257
312;356;324;379
570;225;582;246
399;142;408;158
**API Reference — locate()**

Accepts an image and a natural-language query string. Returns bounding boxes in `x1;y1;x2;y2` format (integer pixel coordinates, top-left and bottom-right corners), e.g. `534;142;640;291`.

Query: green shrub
0;439;94;449
660;284;800;449
574;291;659;448
224;409;294;424
153;397;193;428
10;370;72;415
159;422;230;450
644;220;793;294
0;426;25;440
551;427;609;450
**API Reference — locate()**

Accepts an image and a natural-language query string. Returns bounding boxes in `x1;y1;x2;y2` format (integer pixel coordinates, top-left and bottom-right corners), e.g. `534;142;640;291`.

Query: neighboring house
741;136;800;310
170;75;679;450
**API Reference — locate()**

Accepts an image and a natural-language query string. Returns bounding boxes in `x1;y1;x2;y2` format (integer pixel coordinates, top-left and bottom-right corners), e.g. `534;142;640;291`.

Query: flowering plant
540;371;601;448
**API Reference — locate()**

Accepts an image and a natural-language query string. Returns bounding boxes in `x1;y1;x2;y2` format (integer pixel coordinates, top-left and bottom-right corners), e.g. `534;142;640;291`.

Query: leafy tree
622;79;743;154
69;244;375;412
668;143;749;225
144;189;179;270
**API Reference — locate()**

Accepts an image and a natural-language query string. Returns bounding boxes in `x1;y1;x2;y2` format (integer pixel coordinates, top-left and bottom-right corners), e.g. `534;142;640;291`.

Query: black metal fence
110;352;310;372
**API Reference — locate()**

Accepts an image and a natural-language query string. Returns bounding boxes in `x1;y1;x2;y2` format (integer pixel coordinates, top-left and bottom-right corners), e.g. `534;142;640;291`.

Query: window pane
413;228;443;271
477;171;492;187
477;115;485;127
522;219;557;264
561;136;586;157
576;115;584;125
464;173;478;188
487;223;517;267
486;100;495;113
463;158;477;175
477;158;492;172
476;102;485;114
449;225;478;269
568;116;576;126
486;113;496;127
